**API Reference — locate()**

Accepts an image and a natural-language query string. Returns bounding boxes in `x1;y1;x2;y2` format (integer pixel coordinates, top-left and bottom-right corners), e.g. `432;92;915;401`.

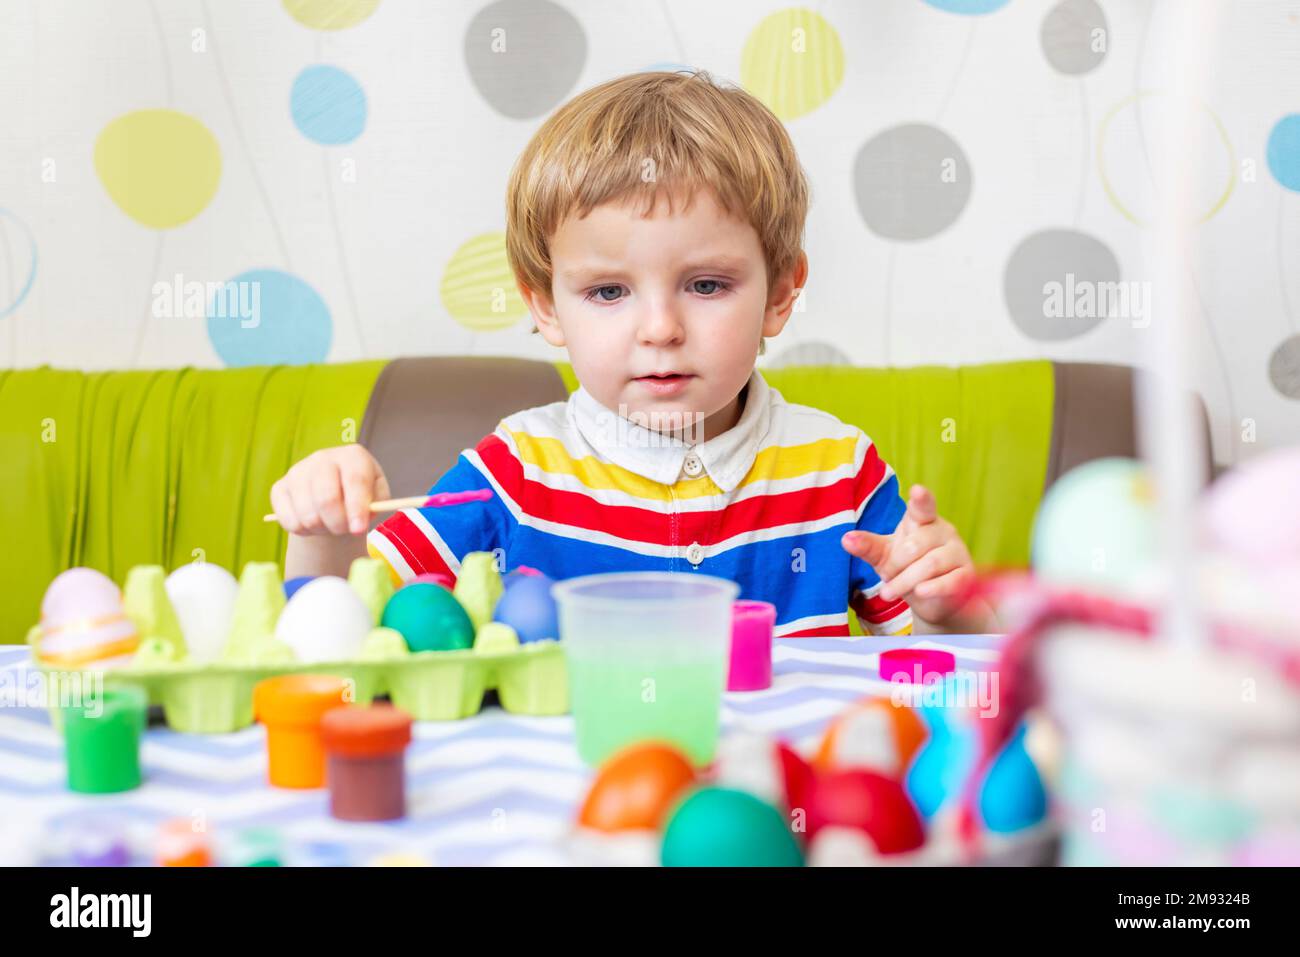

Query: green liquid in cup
567;654;726;767
553;572;739;769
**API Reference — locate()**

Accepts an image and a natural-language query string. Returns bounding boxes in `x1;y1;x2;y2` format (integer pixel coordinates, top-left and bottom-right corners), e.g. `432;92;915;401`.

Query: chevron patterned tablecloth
0;635;1004;866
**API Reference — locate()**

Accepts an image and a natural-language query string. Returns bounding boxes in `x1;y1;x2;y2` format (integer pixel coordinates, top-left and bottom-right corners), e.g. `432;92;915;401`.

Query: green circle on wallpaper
207;269;332;366
94;109;222;229
291;65;368;145
464;0;587;120
1267;114;1300;192
740;8;845;121
440;232;527;331
282;0;380;31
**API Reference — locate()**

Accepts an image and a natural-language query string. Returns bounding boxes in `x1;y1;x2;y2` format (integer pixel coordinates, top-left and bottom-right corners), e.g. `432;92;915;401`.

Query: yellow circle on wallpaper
283;0;381;31
741;8;845;121
94;110;222;229
440;233;527;331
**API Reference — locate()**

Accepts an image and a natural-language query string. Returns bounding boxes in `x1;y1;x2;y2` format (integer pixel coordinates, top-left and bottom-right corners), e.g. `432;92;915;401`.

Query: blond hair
506;69;810;309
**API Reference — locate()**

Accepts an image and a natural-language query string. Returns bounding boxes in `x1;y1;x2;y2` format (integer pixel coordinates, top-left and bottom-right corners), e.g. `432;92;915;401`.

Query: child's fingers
879;541;963;602
841;530;892;569
285;475;322;533
906;484;939;525
372;465;392;506
873;523;948;581
269;481;302;534
912;565;972;602
309;462;351;536
341;466;378;535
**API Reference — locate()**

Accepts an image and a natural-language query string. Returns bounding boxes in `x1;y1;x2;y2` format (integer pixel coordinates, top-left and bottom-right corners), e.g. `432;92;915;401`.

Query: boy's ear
518;280;566;347
762;251;809;337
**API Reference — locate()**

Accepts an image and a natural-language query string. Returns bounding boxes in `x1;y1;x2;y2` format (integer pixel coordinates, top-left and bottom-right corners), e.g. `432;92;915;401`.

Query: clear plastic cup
552;572;740;767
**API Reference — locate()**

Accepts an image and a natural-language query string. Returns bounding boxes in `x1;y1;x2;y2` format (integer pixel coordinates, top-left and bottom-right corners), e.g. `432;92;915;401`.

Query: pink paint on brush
423;489;493;508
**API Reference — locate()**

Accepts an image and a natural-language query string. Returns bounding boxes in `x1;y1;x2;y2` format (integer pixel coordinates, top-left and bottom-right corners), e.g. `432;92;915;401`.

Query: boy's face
521;187;807;442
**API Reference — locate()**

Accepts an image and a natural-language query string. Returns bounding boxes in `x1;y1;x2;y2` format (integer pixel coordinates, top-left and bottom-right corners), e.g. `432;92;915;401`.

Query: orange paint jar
253;674;351;789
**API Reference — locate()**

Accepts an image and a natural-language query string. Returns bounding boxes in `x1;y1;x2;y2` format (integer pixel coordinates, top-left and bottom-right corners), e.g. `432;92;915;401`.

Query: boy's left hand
840;484;976;626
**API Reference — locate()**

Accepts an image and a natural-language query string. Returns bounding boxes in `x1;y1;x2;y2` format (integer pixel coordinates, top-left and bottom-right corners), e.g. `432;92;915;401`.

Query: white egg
274;576;372;663
165;563;239;665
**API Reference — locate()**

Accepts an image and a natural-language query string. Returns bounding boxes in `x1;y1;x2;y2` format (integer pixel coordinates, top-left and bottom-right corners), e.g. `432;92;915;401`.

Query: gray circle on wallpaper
1041;0;1109;76
853;124;972;241
769;341;853;367
464;0;587;120
1268;334;1300;399
1004;229;1121;341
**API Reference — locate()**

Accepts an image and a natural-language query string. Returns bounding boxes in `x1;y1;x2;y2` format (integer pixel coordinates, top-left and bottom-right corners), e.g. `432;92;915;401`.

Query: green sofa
1;357;1201;643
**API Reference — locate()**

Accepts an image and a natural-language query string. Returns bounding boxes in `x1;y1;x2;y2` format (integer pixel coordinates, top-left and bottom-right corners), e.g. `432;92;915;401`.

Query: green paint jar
62;684;147;794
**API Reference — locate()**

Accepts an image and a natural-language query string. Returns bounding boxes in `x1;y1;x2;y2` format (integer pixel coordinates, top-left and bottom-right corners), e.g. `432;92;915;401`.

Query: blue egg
979;725;1048;833
904;675;1046;833
905;699;974;820
284;575;316;600
493;574;559;644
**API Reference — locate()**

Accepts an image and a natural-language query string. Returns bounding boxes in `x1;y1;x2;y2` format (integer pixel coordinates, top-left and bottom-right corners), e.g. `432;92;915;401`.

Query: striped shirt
367;368;912;638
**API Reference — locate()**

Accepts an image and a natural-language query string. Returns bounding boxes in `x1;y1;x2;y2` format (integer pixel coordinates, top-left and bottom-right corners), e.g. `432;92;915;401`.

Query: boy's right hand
269;446;392;537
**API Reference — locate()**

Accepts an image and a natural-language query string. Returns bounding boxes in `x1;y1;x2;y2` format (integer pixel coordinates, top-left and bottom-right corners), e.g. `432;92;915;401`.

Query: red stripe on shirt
852;590;910;625
479;434;875;546
373;510;456;582
780;623;852;638
853;442;888;511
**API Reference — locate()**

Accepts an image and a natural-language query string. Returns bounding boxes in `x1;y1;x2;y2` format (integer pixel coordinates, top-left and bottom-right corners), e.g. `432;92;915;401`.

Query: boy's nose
636;300;685;346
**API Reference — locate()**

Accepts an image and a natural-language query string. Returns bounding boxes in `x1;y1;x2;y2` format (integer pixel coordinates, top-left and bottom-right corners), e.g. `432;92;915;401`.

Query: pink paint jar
728;600;776;692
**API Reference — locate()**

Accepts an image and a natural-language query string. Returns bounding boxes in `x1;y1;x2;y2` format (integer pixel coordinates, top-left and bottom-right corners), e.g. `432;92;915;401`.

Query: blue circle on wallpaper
207;269;332;366
1267;114;1300;192
642;62;697;75
290;65;367;145
922;0;1011;12
0;208;38;320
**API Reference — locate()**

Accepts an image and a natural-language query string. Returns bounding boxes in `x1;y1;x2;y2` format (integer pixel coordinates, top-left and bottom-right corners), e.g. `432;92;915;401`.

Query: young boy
272;70;993;637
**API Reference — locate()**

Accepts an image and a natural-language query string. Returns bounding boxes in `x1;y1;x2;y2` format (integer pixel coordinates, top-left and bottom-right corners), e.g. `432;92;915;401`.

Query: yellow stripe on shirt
507;429;861;501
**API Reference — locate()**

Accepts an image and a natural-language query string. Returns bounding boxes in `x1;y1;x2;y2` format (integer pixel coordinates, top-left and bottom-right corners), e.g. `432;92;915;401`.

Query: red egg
578;742;697;833
805;769;925;855
777;741;815;814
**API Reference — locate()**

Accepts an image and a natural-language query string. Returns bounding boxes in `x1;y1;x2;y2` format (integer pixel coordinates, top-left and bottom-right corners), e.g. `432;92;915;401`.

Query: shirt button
685;542;705;565
682;453;703;478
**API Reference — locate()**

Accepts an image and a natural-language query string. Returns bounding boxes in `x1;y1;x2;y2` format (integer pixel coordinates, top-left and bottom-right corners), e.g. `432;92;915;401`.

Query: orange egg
578;742;697;833
814;697;928;777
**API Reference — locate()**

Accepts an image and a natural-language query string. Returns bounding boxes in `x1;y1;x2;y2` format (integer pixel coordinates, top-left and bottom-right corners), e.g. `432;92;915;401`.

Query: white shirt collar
567;368;773;494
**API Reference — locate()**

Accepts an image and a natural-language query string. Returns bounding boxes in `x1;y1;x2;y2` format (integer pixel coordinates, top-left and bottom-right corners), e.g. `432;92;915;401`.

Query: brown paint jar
320;704;413;822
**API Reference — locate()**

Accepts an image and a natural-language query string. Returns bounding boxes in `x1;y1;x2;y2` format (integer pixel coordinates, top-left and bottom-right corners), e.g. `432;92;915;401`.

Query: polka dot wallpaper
1;0;1298;465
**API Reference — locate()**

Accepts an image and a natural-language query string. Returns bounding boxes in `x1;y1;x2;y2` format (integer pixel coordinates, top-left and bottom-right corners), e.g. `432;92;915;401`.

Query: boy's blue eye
591;285;623;302
692;279;728;295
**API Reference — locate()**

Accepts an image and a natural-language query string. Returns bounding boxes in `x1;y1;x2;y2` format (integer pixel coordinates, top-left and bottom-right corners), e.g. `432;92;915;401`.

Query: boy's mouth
633;372;694;395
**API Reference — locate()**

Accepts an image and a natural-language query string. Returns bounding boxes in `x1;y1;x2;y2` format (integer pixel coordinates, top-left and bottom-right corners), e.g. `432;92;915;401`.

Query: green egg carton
31;556;569;734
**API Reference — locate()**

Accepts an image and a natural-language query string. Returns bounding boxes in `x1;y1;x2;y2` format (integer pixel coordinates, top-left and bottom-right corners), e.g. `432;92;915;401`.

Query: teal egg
661;787;804;867
380;583;475;652
1032;457;1157;590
